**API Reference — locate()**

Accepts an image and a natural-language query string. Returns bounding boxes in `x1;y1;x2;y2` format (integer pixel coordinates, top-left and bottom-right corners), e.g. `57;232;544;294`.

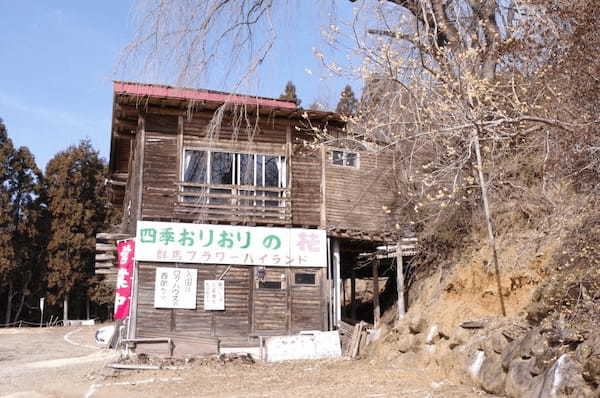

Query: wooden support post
332;238;341;328
342;278;346;312
63;295;69;325
396;243;406;320
320;144;327;228
350;268;356;321
136;115;145;221
372;259;380;328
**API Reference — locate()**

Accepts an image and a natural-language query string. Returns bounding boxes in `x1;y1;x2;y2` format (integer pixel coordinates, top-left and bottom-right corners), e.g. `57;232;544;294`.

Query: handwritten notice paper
154;267;197;309
204;280;225;311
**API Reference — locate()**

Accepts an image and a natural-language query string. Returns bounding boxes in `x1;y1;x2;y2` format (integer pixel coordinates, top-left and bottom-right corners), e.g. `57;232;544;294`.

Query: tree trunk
5;281;13;325
13;272;32;322
473;131;506;316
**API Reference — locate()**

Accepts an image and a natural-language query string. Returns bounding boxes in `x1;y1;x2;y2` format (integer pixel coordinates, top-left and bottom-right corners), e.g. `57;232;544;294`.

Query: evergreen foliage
279;81;301;106
335;85;358;115
0;119;48;324
45;140;112;318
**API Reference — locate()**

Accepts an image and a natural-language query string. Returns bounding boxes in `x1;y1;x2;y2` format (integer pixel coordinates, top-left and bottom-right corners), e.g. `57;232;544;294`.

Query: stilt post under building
372;258;380;327
396;242;406;319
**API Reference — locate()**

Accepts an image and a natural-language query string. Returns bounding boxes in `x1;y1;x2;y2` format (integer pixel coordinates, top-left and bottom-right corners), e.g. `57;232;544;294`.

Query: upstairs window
181;149;287;205
331;150;359;168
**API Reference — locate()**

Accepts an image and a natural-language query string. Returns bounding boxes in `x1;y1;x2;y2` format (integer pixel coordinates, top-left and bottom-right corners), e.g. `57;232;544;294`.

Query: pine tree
0;120;47;324
279;81;301;106
45;140;112;321
335;85;358;116
0;119;16;323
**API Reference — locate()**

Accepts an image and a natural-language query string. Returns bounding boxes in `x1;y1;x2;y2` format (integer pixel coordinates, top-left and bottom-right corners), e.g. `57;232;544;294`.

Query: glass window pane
345;152;358;167
332;150;344;165
239;154;255;186
294;273;316;285
256;155;264;186
210;152;233;185
264;155;279;187
183;150;207;183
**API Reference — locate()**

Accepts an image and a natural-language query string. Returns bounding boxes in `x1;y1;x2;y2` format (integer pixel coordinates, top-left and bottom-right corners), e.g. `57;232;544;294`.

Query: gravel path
0;327;491;398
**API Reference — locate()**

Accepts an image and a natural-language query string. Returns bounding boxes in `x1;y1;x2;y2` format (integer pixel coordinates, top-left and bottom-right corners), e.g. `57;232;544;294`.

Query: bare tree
121;0;596;317
120;0;286;88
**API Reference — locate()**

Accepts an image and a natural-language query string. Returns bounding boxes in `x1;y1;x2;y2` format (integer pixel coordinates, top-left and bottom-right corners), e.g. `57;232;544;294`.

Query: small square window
258;281;282;289
331;150;359;168
294;272;316;285
332;150;345;166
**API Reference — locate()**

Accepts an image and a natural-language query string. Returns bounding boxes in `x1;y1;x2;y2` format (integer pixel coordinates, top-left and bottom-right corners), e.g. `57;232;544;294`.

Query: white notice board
154;267;197;309
204;280;225;311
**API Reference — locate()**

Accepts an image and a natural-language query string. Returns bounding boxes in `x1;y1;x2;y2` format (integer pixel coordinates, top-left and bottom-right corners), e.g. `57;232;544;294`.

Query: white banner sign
204;280;225;311
136;221;327;267
154;267;197;309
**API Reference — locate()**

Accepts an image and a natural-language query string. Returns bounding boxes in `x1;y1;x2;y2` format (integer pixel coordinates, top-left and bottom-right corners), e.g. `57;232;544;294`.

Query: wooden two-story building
99;81;401;355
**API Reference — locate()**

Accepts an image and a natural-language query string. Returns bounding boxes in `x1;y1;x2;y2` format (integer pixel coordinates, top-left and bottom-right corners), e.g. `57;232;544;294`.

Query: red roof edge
113;81;297;110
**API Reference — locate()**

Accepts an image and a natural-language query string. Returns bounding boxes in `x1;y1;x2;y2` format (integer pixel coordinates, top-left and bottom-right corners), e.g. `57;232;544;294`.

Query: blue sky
0;1;360;170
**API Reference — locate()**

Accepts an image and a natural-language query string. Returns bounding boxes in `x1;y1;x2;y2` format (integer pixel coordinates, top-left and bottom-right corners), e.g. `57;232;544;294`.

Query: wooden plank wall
253;267;288;334
291;147;322;227
290;268;323;333
324;149;399;232
135;263;326;344
138;113;295;223
141;131;178;220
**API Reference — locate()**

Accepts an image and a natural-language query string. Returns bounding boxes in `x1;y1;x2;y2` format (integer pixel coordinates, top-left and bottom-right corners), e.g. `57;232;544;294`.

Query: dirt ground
0;325;491;398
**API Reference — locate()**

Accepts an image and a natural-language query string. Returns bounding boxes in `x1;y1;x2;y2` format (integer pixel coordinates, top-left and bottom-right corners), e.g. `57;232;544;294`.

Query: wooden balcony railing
174;182;291;225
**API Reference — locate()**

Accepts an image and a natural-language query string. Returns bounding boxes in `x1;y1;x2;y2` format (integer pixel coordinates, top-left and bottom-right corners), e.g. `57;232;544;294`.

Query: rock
505;358;536;398
502;324;529;343
438;325;451;340
479;352;507;395
408;314;427;334
502;328;541;371
468;349;486;383
530;346;560;377
577;332;600;386
461;320;485;329
582;355;600;386
527;354;595;398
425;325;440;345
397;334;417;353
479;331;511;355
449;326;472;349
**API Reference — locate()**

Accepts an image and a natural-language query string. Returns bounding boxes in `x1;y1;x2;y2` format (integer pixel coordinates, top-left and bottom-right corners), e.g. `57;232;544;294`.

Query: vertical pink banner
114;239;135;319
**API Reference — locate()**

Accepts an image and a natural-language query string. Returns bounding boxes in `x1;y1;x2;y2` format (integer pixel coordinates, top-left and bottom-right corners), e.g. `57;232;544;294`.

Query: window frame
180;147;288;205
330;149;360;169
293;271;318;286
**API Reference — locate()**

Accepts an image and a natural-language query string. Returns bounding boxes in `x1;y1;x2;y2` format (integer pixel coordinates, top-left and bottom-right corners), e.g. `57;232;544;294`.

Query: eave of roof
114;81;298;110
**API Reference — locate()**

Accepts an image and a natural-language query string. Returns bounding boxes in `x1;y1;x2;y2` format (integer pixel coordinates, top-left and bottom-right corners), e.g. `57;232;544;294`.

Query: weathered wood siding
324;149;398;232
141;131;178;220
135;263;326;344
253;267;289;334
291;148;322;227
290;268;324;333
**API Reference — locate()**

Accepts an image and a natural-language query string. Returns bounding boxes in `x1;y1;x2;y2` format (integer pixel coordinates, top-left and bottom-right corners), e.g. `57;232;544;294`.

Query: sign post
39;298;45;328
115;239;135;319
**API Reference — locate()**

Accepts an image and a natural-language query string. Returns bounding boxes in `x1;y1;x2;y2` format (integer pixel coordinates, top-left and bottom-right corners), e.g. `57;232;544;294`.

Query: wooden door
252;267;289;335
214;265;251;336
290;268;324;333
